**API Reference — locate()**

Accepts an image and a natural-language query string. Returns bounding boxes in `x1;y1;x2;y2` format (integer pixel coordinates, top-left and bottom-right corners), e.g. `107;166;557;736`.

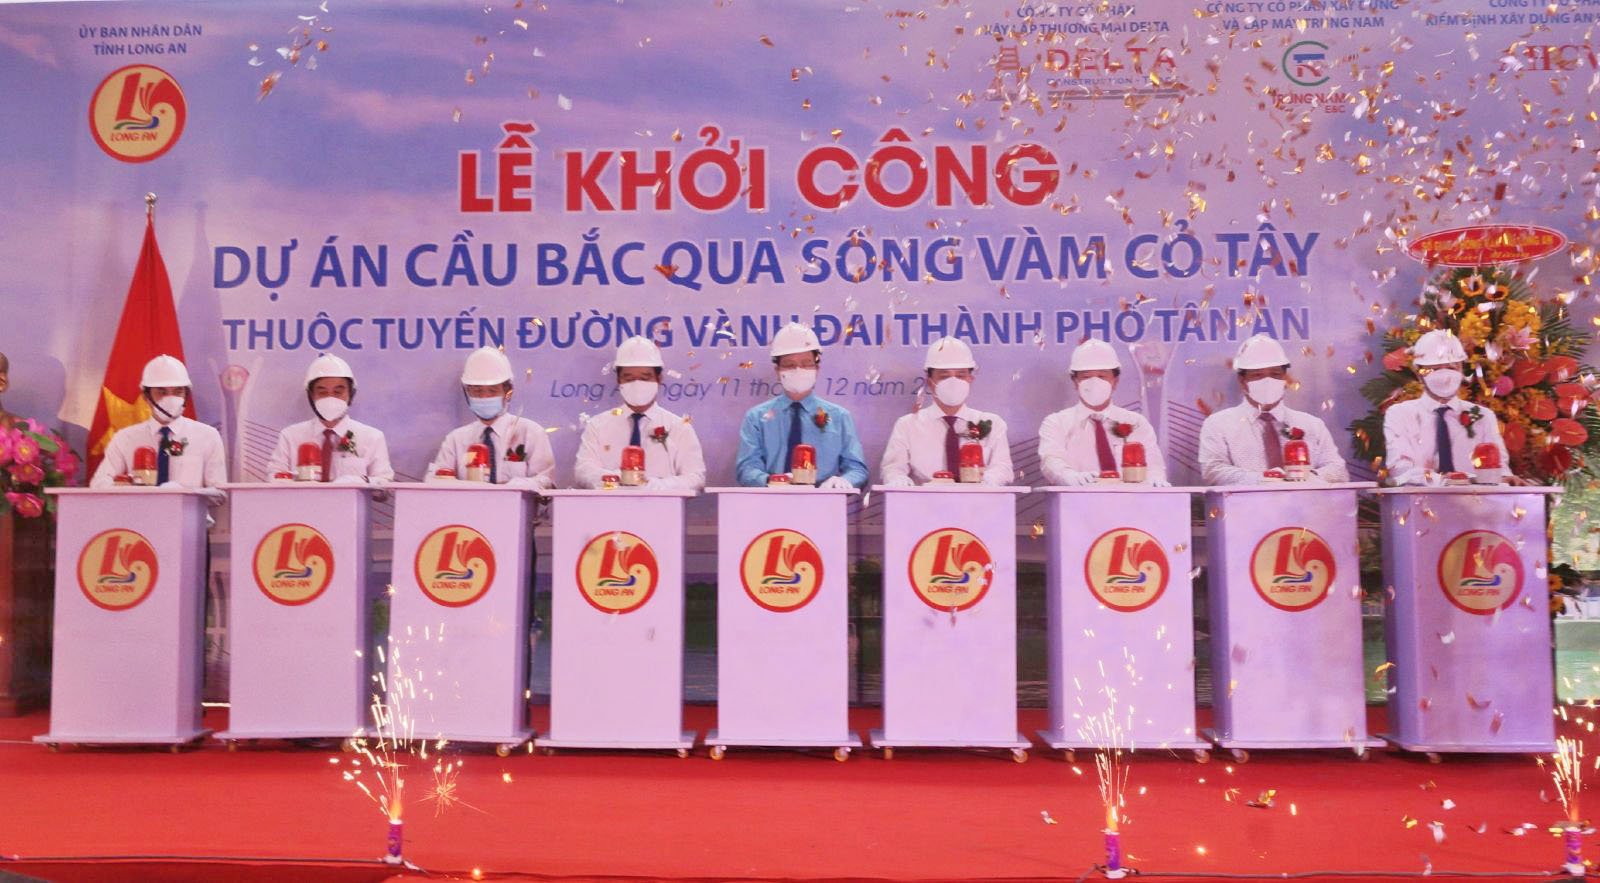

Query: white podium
1036;486;1210;759
535;488;696;753
871;485;1031;760
1377;485;1560;756
216;483;376;743
37;487;211;747
1204;482;1380;758
389;483;535;751
706;486;861;760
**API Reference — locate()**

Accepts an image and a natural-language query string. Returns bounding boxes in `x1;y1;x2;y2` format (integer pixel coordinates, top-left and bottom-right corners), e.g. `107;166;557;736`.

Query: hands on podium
883;475;915;487
820;475;855;490
1057;470;1097;486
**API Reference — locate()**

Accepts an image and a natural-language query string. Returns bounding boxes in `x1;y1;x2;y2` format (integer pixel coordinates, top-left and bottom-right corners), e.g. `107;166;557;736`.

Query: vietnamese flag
86;213;193;474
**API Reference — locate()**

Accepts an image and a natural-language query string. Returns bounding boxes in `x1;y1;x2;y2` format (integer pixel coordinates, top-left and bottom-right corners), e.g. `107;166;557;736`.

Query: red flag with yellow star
86;215;193;475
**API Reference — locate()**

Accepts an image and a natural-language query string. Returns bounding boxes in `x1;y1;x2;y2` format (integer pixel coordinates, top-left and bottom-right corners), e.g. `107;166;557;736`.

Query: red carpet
0;705;1587;881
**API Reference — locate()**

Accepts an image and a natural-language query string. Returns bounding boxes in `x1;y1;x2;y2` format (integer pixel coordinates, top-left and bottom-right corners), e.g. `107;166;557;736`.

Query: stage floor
0;705;1582;882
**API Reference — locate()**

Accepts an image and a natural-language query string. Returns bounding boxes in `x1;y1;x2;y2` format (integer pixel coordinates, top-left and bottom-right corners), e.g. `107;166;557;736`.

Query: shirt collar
921;404;977;423
480;412;519;437
776;392;818;413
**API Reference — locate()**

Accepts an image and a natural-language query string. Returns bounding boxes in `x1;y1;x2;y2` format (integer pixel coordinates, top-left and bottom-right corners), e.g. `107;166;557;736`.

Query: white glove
332;474;367;486
644;477;677;489
820;476;855;490
200;487;227;506
1061;470;1096;487
159;481;184;489
507;476;543;490
980;476;1009;487
1150;478;1172;488
369;477;390;490
884;475;916;487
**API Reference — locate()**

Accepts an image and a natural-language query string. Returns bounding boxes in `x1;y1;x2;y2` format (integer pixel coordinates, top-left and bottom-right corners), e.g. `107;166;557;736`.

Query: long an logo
1249;527;1336;611
1437;529;1525;615
1084;527;1170;612
413;525;496;607
740;528;824;612
907;528;993;612
77;528;159;611
253;523;335;605
576;531;659;614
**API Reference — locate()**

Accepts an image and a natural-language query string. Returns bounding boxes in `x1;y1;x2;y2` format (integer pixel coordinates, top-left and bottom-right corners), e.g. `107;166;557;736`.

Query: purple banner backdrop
2;0;1597;501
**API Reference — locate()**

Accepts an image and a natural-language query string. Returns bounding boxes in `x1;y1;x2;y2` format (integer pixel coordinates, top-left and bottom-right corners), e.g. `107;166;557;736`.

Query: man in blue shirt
736;322;869;488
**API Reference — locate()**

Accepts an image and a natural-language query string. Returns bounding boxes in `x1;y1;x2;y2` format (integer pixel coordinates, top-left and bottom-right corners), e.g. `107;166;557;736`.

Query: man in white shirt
266;354;395;483
573;336;707;490
1037;339;1169;486
426;346;556;489
1198;334;1350;485
91;354;226;490
1383;329;1513;486
881;337;1013;486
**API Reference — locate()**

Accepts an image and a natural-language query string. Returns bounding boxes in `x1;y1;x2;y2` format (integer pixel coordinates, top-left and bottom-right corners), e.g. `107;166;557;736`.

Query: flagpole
145;192;157;219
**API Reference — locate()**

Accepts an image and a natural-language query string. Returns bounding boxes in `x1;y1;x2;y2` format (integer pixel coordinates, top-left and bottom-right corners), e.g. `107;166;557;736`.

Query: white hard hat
924;337;977;370
614;336;664;368
1233;334;1290;370
305;353;355;387
140;354;191;388
771;322;822;359
1069;339;1121;372
461;346;513;385
1411;329;1467;366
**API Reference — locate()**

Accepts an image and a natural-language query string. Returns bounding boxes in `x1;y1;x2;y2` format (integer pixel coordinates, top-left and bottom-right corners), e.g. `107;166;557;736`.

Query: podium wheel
1229;748;1249;764
881;746;894;761
1354;746;1372;761
1060;749;1076;763
1192;749;1211;764
340;738;358;753
676;748;690;759
495;744;513;758
224;740;239;753
540;746;556;756
1425;751;1442;765
45;743;59;753
709;745;727;761
832;747;850;762
1010;748;1029;764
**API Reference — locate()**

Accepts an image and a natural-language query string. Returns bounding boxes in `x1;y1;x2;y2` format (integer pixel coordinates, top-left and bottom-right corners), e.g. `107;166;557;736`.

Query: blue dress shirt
735;392;869;487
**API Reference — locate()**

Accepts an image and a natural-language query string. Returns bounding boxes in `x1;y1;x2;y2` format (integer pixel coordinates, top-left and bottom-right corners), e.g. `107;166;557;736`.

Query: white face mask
933;377;971;408
1076;377;1112;408
780;367;817;396
151;394;185;423
1246;377;1287;407
313;396;349;423
619;380;659;409
1423;368;1463;398
468;395;507;420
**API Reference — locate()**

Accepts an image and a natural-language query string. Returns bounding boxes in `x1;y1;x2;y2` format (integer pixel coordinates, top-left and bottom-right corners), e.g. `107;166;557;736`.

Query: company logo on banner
1437;529;1525;614
908;528;993;612
252;523;335;605
1282;40;1331;86
576;531;659;614
77;528;159;611
1249;527;1337;611
414;525;496;607
88;64;187;163
740;528;824;612
1084;528;1169;612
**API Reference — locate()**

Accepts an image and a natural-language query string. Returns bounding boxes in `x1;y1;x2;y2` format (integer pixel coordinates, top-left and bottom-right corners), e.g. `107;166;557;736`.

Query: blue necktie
629;412;643;447
157;426;171;485
1434;406;1455;472
784;401;804;471
481;426;498;484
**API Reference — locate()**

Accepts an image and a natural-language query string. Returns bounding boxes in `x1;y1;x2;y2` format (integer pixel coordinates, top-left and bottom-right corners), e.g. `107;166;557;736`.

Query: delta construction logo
740;529;824;613
1249;527;1337;611
575;531;659;614
1437;530;1525;615
413;525;496;607
252;523;335;606
907;528;993;612
89;64;187;163
1083;528;1170;613
77;528;159;611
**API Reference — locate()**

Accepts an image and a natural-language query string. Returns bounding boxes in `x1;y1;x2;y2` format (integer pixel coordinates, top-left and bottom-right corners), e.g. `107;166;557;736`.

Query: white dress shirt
266;416;395;482
1383;394;1509;486
1037;403;1167;485
572;403;707;490
90;416;227;488
880;404;1013;485
425;412;556;488
1199;400;1349;485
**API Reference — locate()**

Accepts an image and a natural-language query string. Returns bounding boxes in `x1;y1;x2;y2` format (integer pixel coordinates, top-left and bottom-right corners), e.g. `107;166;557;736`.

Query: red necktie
1259;413;1284;469
1092;416;1118;475
321;428;336;482
943;415;961;473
